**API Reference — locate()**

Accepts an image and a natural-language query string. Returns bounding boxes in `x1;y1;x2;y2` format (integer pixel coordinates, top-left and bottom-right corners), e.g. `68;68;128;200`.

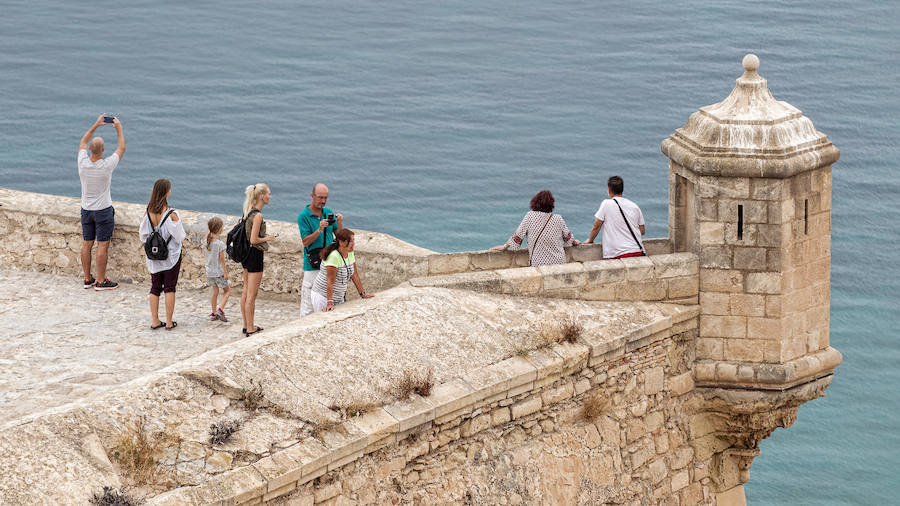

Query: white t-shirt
139;210;186;274
77;149;119;210
595;197;645;259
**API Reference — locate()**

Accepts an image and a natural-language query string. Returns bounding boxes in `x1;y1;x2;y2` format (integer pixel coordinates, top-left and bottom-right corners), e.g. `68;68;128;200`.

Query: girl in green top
310;229;374;311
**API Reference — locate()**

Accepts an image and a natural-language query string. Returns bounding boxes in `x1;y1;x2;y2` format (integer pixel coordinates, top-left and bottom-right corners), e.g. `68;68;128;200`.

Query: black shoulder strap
613;198;645;255
147;207;175;231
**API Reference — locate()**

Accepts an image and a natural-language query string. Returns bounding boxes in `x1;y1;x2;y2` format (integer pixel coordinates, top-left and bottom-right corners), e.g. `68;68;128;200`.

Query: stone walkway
0;267;302;427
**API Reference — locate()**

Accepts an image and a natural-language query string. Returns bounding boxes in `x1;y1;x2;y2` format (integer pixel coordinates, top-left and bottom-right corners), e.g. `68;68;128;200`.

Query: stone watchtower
662;55;842;498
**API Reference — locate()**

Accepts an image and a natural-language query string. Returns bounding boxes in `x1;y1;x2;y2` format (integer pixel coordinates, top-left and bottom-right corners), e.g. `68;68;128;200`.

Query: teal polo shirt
298;205;336;271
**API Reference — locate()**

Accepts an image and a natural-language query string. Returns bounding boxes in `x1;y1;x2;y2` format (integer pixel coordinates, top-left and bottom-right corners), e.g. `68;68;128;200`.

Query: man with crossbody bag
298;183;343;316
585;176;646;259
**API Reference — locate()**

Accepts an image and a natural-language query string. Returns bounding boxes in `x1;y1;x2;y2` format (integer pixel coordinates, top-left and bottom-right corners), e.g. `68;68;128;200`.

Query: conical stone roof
661;54;839;178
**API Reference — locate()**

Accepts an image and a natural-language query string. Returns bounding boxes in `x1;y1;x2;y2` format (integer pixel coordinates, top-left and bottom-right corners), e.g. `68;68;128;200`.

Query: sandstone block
698;198;718;220
541;382;574;406
700;292;730;315
210;466;267;504
669;371;694;396
716;362;739;382
469;251;513;271
538;262;587;290
491;407;511;426
583;259;626;284
699;268;744;293
667;276;698;298
651;253;698;278
695;337;723;360
700;246;732;269
622;255;655;281
510;396;542;420
671;470;690;492
427;253;471;275
281;439;330;477
497;267;542;295
314;481;342;503
671;446;694;469
252;452;302;493
428;379;477;420
645;411;665;432
631;443;654;470
733;247;767;270
616;280;667;301
460;413;491;437
647;458;668;484
569;244;604;262
574;378;591;395
643;367;665;395
699;222;725;245
728;293;766;317
700;315;746;338
745;272;783;294
382;395;435;433
747;317;782;340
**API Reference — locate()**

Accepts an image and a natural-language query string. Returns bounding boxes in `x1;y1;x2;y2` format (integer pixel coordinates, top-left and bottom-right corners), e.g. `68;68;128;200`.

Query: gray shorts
207;276;228;288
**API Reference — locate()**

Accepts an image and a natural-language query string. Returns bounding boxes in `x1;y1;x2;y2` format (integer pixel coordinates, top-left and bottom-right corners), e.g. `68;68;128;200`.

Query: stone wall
409;252;699;305
149;303;707;505
0;188;668;298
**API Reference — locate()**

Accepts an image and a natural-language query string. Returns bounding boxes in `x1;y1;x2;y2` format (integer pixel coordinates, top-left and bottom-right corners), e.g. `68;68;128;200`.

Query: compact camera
326;213;335;225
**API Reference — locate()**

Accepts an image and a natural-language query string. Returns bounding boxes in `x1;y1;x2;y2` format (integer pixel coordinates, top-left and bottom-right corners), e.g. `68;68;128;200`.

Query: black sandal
165;321;178;331
151;322;165;330
245;326;263;336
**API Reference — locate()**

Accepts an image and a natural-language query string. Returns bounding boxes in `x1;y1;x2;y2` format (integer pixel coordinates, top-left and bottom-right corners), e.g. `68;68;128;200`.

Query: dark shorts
150;256;182;296
241;247;264;273
81;206;115;242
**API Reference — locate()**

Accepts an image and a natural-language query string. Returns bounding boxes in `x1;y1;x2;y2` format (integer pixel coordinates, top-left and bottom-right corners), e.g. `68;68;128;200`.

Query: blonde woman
240;184;276;336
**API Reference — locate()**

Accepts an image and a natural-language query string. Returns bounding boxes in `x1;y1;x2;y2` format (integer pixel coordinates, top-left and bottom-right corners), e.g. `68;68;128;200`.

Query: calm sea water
2;0;898;502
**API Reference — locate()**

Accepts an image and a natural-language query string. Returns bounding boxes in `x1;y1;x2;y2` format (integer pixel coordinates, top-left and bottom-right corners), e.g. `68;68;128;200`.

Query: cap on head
89;137;104;156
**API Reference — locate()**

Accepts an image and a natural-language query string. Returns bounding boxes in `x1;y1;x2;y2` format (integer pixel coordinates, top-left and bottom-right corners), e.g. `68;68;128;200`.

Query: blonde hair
242;184;269;217
207;217;223;249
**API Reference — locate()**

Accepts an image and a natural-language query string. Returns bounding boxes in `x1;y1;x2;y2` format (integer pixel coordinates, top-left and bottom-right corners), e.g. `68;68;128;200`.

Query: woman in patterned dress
492;190;580;266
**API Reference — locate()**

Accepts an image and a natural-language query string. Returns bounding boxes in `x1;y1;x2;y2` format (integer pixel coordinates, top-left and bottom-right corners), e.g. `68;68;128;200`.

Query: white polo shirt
77;149;119;210
595;197;645;259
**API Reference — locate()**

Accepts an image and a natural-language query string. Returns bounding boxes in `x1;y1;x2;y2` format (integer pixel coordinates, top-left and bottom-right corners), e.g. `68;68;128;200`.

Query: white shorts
301;270;318;317
309;291;343;313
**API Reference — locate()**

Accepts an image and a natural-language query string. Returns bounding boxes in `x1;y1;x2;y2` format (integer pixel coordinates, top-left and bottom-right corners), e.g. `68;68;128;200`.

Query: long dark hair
320;228;354;260
148;179;171;214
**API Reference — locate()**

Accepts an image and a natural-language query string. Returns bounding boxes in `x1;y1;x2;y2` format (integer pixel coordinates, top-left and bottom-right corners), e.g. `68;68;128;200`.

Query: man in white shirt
585;176;646;259
77;114;126;290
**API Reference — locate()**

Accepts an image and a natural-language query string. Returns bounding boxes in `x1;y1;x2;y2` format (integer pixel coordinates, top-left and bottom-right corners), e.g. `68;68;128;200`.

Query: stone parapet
0;187;669;297
409;252;699;304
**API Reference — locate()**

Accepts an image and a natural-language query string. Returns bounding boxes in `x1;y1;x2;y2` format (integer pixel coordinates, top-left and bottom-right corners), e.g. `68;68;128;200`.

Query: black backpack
226;209;259;263
144;208;175;261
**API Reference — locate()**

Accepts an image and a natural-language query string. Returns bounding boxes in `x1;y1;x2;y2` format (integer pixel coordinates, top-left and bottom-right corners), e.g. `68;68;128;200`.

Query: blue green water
1;1;898;502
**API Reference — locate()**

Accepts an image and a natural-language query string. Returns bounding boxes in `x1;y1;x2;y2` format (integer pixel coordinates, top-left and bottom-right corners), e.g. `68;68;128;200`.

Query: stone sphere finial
743;54;760;72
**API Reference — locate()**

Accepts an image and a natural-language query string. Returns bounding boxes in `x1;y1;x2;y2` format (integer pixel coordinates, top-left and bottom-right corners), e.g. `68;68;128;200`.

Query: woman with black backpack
240;183;276;336
139;178;186;330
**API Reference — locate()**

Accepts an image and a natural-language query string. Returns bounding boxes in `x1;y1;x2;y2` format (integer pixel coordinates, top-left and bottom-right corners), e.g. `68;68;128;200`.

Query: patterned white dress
506;211;575;266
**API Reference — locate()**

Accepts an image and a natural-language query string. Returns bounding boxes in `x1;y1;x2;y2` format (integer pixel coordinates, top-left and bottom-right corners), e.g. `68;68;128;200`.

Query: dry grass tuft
581;391;611;421
240;379;265;411
538;316;583;347
208;419;241;445
111;417;175;485
89;487;139;506
389;368;434;400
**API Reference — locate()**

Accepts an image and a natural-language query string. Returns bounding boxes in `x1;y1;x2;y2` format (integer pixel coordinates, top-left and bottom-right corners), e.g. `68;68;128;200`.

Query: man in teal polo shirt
298;183;343;316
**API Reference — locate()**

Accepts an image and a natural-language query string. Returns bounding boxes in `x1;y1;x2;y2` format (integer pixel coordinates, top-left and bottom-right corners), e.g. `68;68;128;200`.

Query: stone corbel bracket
688;346;841;493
